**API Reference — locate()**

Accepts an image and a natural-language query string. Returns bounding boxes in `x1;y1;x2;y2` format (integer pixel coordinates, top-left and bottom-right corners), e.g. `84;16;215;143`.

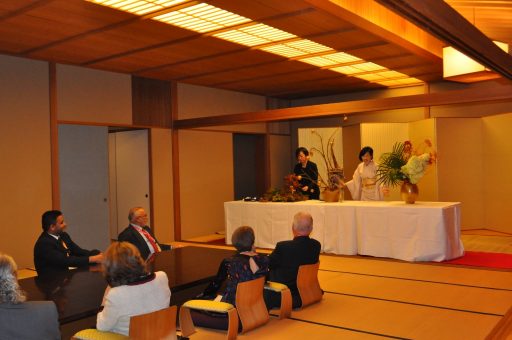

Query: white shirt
96;271;171;336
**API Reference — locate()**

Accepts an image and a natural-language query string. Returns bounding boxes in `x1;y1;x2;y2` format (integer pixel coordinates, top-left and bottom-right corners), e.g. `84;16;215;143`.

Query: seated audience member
265;211;321;309
34;210;103;273
192;226;268;331
0;253;60;340
96;242;171;336
117;207;171;260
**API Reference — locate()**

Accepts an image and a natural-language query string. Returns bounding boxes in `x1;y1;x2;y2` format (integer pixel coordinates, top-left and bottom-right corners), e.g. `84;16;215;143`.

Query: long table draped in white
224;200;464;262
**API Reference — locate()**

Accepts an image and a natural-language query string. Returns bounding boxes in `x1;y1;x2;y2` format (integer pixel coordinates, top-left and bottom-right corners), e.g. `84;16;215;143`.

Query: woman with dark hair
191;226;269;330
96;242;171;336
0;253;60;340
346;146;387;201
293;147;320;199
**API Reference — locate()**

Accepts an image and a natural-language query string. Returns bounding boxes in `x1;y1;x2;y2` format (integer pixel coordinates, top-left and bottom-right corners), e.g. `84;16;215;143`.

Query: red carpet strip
443;251;512;269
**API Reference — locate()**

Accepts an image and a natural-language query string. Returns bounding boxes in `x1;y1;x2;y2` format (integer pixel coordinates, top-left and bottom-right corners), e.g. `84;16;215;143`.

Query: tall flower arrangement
376;139;436;186
309;129;344;191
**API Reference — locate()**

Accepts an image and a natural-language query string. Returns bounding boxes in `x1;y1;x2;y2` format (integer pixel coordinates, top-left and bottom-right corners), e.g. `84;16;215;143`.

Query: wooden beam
303;0;444;60
49;62;60;209
174;82;512;128
375;0;512;80
170;81;182;241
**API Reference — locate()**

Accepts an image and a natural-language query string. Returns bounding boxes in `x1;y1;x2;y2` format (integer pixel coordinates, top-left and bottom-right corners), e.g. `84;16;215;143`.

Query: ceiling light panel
356;73;386;81
330;65;362;75
90;0;424;88
300;52;363;67
260;39;333;58
153;3;251;33
375;70;408;79
213;23;296;47
376;78;422;86
88;0;187;15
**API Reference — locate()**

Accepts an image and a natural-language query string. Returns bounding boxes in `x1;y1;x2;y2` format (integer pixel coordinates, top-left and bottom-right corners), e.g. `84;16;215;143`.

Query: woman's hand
302;185;309;191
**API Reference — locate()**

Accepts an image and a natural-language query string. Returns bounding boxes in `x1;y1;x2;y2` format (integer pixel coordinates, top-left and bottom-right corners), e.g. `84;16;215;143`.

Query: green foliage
376;142;408;187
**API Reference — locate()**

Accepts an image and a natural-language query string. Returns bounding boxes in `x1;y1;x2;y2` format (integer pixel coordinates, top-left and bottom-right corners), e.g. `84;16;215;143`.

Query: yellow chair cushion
265;281;289;292
73;329;129;340
182;299;234;312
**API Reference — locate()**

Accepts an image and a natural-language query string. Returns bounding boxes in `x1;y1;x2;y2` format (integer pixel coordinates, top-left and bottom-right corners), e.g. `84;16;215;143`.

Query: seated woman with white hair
0;252;60;340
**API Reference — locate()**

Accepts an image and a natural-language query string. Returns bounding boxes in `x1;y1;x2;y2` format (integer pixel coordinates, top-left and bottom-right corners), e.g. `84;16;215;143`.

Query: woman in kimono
346;146;386;201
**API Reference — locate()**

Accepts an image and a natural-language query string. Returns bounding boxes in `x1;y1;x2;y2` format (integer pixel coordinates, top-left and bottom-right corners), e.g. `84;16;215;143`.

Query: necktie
60;238;70;257
140;227;161;253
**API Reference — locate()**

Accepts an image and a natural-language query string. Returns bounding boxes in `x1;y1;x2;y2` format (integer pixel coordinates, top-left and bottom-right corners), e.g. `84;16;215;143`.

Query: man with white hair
118;207;170;260
265;211;321;309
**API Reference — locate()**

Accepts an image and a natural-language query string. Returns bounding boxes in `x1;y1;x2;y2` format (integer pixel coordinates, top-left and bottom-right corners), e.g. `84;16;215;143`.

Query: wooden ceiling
446;0;512;46
0;0;507;99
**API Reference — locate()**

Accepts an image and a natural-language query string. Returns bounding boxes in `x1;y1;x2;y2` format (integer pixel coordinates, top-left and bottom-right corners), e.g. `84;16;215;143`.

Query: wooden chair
129;305;177;340
297;262;323;308
72;305;177;340
180;276;269;340
263;281;292;319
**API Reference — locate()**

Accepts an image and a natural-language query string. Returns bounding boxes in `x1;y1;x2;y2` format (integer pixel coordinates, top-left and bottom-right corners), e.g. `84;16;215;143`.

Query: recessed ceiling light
88;0;187;15
88;0;423;87
213;23;296;47
153;3;250;33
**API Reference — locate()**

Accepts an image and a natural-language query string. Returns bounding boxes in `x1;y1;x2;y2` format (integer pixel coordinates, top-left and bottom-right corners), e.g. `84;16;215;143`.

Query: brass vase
400;181;419;204
322;189;341;202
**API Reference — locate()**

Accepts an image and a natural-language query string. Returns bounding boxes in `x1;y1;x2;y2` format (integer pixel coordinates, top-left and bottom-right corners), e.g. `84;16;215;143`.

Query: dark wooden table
19;246;235;338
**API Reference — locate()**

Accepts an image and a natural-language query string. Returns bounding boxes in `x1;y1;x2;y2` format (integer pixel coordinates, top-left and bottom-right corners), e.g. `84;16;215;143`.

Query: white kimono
346;161;384;201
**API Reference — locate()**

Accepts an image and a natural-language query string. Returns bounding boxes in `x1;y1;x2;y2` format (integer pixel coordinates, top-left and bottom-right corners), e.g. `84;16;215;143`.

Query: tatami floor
16;230;512;339
178;229;512;339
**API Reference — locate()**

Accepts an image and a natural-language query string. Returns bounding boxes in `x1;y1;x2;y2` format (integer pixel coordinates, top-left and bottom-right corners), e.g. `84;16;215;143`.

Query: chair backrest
129;305;177;340
235;276;269;333
297;262;322;308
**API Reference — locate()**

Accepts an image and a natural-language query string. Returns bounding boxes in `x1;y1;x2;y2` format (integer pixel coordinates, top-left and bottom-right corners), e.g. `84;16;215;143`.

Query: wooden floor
177;229;512;339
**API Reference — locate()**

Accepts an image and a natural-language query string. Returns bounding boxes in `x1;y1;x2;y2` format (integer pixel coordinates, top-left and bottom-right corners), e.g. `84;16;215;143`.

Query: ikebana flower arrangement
376;139;437;187
309;129;344;192
261;174;308;202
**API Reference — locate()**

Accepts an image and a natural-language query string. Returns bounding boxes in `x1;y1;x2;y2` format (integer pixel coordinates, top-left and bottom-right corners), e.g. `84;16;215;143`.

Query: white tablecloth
224;200;464;262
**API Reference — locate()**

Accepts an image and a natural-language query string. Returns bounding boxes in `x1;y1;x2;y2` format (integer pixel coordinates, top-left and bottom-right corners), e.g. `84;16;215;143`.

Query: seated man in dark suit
34;210;103;274
117;207;170;260
0;252;61;340
264;211;321;309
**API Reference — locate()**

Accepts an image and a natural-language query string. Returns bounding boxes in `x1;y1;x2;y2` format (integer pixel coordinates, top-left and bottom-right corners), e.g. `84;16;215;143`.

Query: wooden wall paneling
148;128;155;232
175;83;512;128
49;62;60;209
170;81;181;241
132;76;172;128
375;0;512;80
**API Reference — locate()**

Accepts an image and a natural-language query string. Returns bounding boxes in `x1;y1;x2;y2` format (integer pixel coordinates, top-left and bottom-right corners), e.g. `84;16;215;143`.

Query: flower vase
400;181;419;204
322;189;341;202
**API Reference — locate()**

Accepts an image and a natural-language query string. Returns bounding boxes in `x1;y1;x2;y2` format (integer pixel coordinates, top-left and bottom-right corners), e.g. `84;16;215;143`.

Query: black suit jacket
0;301;60;340
268;236;321;295
33;231;99;273
118;225;170;260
